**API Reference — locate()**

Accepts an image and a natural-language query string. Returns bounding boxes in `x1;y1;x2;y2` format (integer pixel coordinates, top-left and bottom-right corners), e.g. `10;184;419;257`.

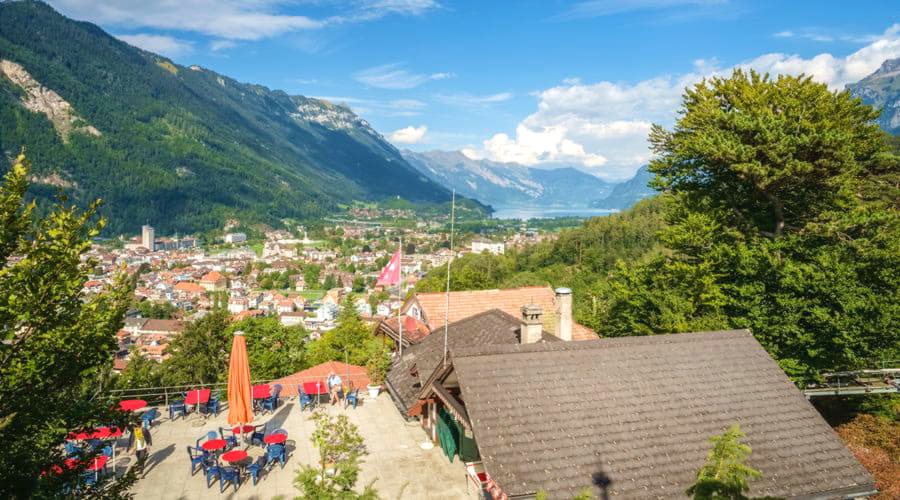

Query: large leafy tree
234;316;309;379
594;70;899;380
162;309;231;385
0;153;136;497
307;296;381;366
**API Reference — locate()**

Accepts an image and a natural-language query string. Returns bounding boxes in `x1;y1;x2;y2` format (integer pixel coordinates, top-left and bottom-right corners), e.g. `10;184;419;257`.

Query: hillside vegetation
0;1;452;234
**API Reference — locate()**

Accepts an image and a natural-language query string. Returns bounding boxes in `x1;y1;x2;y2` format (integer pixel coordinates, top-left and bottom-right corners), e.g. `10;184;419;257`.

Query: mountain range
402;149;658;210
0;0;454;234
848;57;900;134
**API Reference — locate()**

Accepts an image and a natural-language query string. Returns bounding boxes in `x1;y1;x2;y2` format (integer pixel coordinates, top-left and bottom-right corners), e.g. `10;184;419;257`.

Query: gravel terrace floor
114;393;474;499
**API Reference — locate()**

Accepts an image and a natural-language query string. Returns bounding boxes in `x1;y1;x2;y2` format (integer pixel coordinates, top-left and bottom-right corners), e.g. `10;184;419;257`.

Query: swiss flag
376;250;401;286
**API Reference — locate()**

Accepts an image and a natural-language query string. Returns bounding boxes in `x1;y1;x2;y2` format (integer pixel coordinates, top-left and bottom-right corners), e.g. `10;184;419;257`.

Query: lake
491;206;619;220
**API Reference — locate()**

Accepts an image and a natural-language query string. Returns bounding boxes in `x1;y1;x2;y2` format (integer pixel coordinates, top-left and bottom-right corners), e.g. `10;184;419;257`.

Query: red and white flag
376;249;401;286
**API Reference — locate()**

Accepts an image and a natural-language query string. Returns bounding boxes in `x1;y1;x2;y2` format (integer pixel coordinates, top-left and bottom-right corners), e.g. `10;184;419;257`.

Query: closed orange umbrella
227;331;253;428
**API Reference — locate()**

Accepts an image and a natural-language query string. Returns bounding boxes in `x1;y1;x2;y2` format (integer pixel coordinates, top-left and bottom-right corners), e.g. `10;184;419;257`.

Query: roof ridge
453;329;753;358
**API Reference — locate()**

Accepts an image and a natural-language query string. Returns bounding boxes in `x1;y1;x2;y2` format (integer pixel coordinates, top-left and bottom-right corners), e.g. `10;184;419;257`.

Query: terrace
106;391;473;499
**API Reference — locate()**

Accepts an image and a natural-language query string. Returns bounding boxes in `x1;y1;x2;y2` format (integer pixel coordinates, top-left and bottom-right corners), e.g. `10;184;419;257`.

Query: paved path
122;393;473;499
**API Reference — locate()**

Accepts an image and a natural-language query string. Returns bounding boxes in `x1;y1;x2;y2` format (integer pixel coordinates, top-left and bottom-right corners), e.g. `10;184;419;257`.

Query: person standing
327;371;343;405
129;423;150;472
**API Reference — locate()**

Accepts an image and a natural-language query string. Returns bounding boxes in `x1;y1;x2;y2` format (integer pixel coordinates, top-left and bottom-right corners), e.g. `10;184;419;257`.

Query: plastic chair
204;463;221;488
219;427;238;449
142;408;158;429
270;428;288;437
261;384;282;413
345;388;359;409
187;446;209;475
100;445;113;458
202;397;220;416
169;401;187;421
266;443;286;469
248;455;268;485
219;466;241;493
298;387;314;411
250;424;267;447
196;430;218;449
65;441;81;457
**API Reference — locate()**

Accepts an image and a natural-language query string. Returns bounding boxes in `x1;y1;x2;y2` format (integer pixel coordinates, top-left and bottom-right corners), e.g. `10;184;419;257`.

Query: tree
686;424;762;500
294;412;378;499
0;153;137;498
404;242;415;255
115;348;164;390
235;317;309;379
304;264;322;288
351;276;366;293
307;297;380;366
162;310;231;385
323;273;339;291
594;70;900;380
136;299;178;319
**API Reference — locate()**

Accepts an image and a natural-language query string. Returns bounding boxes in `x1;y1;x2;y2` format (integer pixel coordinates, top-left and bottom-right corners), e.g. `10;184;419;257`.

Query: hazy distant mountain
401;150;613;207
848;57;900;134
591;165;657;210
0;1;454;234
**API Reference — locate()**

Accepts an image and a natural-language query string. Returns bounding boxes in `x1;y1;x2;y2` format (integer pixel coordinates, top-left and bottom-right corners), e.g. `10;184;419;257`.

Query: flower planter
367;385;381;399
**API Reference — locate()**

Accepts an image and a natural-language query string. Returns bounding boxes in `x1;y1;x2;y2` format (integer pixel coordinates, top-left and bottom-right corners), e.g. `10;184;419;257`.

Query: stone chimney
555;287;572;341
520;304;543;344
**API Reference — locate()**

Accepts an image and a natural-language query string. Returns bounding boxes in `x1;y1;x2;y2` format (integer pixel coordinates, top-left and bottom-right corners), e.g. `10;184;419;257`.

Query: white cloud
389;125;428;144
314;96;427;117
210;40;237;51
49;0;440;42
353;63;453;89
116;33;193;57
436;92;514;107
468;24;900;180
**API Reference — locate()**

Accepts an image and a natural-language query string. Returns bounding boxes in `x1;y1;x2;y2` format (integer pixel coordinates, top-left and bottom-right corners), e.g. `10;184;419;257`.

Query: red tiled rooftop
270;361;370;397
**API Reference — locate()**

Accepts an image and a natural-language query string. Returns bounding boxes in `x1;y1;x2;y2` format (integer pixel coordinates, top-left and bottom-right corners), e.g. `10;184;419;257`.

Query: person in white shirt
327;372;343;405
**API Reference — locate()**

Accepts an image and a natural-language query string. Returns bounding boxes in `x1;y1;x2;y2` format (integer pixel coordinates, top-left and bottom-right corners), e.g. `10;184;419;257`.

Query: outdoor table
183;389;211;415
201;439;227;453
232;425;255;434
118;399;147;412
95;427;123;465
263;433;287;445
221;449;248;464
302;381;327;405
252;384;271;399
63;455;108;481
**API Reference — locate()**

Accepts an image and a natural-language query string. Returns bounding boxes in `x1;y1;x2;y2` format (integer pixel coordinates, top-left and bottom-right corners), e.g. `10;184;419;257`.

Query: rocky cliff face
848;57;900;134
0;59;100;142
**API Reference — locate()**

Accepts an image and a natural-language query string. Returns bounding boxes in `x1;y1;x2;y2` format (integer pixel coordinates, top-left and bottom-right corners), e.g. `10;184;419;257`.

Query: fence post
165;387;169;408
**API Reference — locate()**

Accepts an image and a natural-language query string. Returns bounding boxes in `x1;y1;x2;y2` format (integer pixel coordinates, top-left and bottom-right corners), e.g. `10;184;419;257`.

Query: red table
94;426;123;439
252;384;271;399
263;433;287;445
302;381;327;395
62;456;108;480
232;425;255;434
184;389;211;405
221;450;248;463
201;439;227;452
118;399;147;412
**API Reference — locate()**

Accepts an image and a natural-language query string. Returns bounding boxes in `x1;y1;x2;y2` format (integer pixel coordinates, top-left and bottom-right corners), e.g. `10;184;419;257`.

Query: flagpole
398;235;403;359
442;190;455;368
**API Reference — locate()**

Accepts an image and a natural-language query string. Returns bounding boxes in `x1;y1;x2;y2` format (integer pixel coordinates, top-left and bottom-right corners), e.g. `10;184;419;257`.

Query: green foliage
0;152;138;498
365;348;390;386
686;424;763;500
593;70;900;380
294;412;379;500
307;297;380;367
117;348;165;390
235;316;309;380
136;299;178;319
162;310;231;385
304;264;323;288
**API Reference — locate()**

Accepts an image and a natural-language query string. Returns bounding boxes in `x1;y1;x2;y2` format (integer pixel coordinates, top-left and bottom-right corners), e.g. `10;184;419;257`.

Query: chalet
279;311;307;327
403;327;876;499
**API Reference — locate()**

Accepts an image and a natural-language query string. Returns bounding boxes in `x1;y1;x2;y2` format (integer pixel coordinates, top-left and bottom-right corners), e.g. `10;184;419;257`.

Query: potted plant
365;348;390;399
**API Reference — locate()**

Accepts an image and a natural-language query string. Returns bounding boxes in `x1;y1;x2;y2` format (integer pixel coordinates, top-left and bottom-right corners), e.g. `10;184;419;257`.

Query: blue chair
187;446;209;476
266;443;286;469
219;466;241;493
196;430;218;449
169;401;187;421
219;427;238;449
204;463;221;488
202;397;220;416
250;424;267;447
270;428;288;436
261;384;282;413
65;441;81;457
298;387;314;411
142;408;158;429
81;471;98;488
345;388;359;409
100;445;113;458
247;455;268;485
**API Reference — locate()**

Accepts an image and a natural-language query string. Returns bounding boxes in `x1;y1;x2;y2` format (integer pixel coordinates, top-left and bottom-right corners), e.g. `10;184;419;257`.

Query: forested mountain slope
0;1;450;234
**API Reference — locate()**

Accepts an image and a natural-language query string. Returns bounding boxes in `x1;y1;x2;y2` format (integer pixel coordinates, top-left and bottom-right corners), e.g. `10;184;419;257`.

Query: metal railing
106;373;367;407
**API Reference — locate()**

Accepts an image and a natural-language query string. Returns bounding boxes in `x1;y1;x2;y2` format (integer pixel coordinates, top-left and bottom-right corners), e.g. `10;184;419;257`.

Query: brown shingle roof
409;286;596;340
386;309;524;415
139;319;184;334
452;330;875;499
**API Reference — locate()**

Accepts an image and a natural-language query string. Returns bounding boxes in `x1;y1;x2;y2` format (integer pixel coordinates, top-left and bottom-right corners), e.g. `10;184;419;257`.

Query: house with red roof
270;361;370;397
200;271;227;291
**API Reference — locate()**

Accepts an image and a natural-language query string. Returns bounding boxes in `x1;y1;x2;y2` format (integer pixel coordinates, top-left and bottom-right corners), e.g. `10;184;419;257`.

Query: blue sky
49;0;900;180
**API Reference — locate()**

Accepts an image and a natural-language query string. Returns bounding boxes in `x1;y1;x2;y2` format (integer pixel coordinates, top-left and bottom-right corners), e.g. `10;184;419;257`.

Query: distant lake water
491;206;619;220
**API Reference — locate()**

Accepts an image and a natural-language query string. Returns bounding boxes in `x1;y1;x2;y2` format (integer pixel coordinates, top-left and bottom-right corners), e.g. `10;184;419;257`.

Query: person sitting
327;372;342;405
